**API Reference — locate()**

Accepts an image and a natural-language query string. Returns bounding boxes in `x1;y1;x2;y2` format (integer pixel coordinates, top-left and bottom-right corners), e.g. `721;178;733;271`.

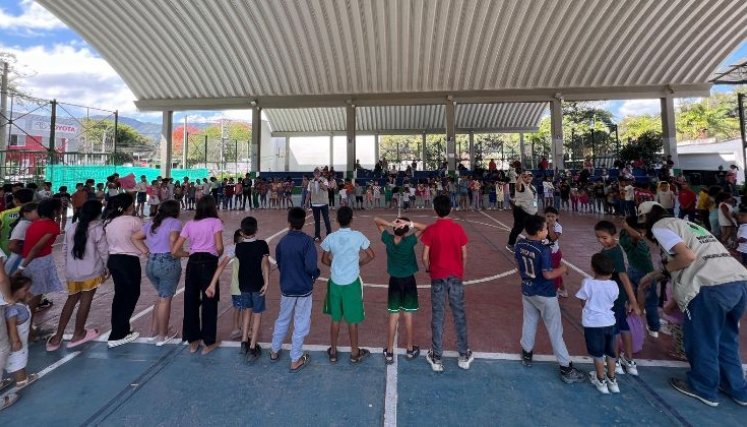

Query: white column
661;96;678;168
329;135;334;170
446;100;456;173
250;106;261;173
374;133;380;164
550;98;564;170
468;131;475;170
284;136;290;171
421;132;427;170
160;111;173;178
346;104;356;178
519;132;526;168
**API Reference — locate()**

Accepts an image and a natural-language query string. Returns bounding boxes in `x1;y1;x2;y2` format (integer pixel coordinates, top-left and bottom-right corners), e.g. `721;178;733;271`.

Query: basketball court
3;207;746;426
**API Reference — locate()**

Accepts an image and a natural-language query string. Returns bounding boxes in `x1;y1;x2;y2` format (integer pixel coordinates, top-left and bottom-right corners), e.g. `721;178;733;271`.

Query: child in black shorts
576;254;621;394
374;216;425;364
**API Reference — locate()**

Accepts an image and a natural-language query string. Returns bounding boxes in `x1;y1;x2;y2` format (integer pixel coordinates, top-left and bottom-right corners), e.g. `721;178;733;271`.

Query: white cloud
0;0;66;30
2;42;139;113
618;99;660;117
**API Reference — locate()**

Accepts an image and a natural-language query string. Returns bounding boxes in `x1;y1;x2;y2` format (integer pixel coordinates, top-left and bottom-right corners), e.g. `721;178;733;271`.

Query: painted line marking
313;268;517;289
477;210;512;231
7;351;82;394
384;326;398;427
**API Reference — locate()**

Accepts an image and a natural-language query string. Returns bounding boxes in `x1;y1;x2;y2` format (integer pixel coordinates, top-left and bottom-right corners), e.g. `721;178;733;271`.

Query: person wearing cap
506;171;538;252
637;201;747;407
307;168;332;242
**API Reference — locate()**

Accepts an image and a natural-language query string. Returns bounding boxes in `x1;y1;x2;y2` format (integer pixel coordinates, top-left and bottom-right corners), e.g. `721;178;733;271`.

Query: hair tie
117;206;124;213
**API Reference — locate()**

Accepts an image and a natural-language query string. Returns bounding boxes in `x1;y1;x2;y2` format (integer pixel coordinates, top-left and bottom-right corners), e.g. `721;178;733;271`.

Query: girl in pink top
172;195;224;354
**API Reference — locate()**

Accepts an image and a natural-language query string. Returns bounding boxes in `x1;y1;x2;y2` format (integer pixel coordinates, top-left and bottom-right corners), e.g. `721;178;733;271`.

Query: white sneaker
615;359;625;375
648;329;659;338
589;371;610;394
606;376;621;393
457;350;474;370
621;355;639;376
426;350;444;373
108;331;140;349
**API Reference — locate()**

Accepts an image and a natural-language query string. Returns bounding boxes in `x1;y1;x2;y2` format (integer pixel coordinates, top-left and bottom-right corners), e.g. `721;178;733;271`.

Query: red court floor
34;205;747;362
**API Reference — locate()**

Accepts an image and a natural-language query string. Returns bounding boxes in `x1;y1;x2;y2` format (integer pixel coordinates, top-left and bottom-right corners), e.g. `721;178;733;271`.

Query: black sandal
270;350;281;362
350;348;371;364
326;347;338;363
405;346;420;360
289;353;310;373
384;349;394;365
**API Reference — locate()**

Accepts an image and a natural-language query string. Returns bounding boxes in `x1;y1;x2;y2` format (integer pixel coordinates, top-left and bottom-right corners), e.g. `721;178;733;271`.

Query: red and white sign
31;120;78;135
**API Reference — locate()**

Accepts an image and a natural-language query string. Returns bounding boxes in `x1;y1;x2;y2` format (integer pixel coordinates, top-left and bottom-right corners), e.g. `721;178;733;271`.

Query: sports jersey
514;238;555;297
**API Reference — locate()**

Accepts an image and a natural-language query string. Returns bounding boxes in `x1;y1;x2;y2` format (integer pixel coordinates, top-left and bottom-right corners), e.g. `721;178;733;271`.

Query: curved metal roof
265;103;546;135
38;0;747;111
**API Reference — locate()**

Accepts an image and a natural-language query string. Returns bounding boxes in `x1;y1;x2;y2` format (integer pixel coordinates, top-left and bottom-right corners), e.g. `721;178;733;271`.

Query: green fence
46;165;209;191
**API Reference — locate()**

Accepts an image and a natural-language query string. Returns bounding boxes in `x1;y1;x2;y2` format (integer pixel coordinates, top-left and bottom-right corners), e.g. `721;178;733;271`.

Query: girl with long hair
172;195;224;355
103;193;148;348
142;200;182;346
46;200;108;351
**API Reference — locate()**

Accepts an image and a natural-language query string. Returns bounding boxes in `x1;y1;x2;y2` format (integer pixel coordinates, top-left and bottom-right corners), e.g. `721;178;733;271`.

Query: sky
1;0;747;125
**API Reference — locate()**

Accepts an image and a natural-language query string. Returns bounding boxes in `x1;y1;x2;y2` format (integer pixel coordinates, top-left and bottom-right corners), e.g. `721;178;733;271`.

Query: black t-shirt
242;178;252;193
235;240;270;292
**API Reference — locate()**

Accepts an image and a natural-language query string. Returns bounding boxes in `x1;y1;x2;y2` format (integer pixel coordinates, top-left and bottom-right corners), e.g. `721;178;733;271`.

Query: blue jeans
146;253;182;298
629;267;660;332
430;276;469;358
449;192;458;208
683;281;747;401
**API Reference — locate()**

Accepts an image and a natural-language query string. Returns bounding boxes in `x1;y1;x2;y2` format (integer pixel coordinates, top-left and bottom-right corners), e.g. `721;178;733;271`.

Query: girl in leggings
506;171;538;252
103;194;148;348
172;195;224;355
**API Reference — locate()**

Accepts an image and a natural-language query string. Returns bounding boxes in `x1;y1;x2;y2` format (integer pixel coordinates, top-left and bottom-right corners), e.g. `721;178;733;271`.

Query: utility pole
182;115;188;169
0;62;8;171
220;118;226;172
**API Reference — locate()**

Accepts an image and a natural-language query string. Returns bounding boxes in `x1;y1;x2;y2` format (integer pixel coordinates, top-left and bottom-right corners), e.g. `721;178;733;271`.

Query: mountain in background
91;115;213;146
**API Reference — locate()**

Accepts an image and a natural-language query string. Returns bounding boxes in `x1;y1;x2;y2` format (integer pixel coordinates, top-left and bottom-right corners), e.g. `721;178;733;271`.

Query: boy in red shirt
676;182;697;222
419;195;472;372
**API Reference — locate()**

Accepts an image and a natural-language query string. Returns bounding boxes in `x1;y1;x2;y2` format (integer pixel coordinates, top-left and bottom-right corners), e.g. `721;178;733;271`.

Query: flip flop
350;348;371;364
0;392;19;412
326;347;337;364
67;329;99;349
289;353;310;373
270;350;281;362
46;336;62;352
0;378;12;392
15;373;39;390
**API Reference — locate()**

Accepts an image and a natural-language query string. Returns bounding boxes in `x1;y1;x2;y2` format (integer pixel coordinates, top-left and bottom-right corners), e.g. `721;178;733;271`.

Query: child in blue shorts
576;253;620;394
209;217;270;361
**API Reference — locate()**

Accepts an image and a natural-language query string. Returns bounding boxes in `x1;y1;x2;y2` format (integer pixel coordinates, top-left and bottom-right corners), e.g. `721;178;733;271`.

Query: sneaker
670;378;719;407
505;244;515;253
108;331;140;349
589;371;609;394
313;236;321;242
615;359;625;375
648;329;660;338
246;344;262;362
730;396;747;407
560;363;586;384
426;350;444;373
521;349;533;367
457;350;474;370
606;375;621;393
240;341;249;354
620;354;639;376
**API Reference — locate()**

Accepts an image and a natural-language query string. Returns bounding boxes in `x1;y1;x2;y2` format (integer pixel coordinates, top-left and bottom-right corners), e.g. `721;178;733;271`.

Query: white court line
384;327;398;427
6;351;82;394
477;210;512;231
313;269;517;289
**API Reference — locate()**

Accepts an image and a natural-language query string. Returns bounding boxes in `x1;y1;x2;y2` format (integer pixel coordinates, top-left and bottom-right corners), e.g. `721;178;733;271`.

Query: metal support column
113;110;119;159
374;133;380;164
445;100;456;173
550;98;564;170
468;131;475;170
160;111;173;178
0;62;7;170
250;106;261;173
519;132;526;168
421;132;427;170
329;135;334;169
661;96;678;168
49;99;57;165
284;136;291;172
346;104;356;178
738;93;746;184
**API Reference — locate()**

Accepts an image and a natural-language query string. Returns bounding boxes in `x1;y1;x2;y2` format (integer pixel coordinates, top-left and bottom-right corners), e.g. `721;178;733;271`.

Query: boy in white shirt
545;207;566;297
576;253;620;394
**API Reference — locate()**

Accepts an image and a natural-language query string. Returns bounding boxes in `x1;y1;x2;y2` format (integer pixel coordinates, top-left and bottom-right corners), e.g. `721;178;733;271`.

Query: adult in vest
506;171;538;252
308;168;332;242
637;201;747;407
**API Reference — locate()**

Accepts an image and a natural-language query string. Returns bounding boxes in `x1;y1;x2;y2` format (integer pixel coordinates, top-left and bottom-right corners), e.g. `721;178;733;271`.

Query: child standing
576;254;620;394
420;195;473;372
594;220;642;376
208;217;270;361
514;214;585;383
496;181;505;210
4;276;37;389
102;194;148;348
321;206;375;364
270;207;320;372
5;203;38;276
544;207;567;298
737;209;747;266
47;200;107;351
172;195;224;355
374;216;423;364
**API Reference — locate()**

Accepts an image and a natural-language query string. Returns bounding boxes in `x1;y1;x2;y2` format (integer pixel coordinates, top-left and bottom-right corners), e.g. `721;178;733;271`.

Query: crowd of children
1;163;746;410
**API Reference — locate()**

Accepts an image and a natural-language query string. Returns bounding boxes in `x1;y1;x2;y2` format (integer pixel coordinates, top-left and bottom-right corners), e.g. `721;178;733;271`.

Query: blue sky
1;0;746;124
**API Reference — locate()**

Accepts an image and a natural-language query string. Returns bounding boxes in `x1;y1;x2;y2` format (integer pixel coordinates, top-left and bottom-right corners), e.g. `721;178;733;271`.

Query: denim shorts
613;304;630;334
232;291;266;313
584;326;617;359
146;253;182;298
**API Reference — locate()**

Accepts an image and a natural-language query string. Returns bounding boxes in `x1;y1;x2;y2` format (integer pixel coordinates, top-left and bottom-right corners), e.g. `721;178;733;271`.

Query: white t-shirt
652;227;684;254
549;222;562;253
9;219;31;241
738;224;747;254
575;278;619;328
624;185;635;201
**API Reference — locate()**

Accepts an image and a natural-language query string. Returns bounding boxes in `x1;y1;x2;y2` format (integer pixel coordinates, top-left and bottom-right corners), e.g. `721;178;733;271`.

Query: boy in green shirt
374;216;425;365
618;216;660;336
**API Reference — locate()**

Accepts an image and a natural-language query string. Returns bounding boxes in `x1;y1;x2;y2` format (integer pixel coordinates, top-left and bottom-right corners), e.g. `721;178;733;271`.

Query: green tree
619;114;661;142
618;131;663;165
186;121;251;169
676;98;739;141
